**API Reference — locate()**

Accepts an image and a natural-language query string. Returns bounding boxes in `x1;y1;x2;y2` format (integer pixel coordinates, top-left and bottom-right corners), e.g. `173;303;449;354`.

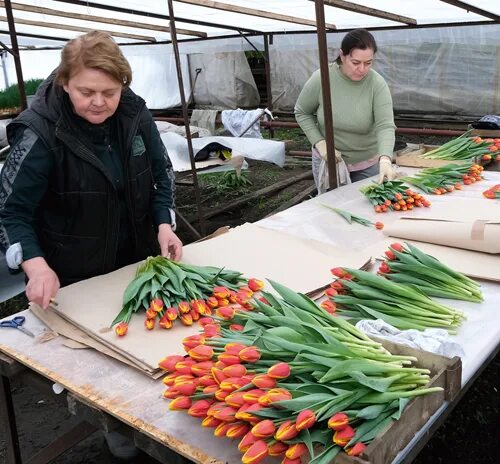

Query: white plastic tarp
188;52;259;109
161;132;285;172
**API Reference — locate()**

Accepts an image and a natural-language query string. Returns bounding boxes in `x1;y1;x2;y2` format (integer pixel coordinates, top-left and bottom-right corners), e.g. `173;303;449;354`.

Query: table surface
1;168;499;464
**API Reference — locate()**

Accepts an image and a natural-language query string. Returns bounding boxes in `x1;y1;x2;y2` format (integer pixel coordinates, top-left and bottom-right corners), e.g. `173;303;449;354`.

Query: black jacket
0;73;175;285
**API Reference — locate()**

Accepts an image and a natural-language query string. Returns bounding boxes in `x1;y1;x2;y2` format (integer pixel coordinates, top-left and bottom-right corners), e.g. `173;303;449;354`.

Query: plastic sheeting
161;132;285;172
188;51;259;109
1;45;190;110
270;24;500;116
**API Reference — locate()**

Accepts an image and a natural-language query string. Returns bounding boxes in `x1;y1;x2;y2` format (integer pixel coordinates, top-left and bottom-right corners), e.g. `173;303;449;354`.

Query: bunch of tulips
483;184;500;200
378;243;482;303
159;280;442;464
322;205;384;229
328;268;465;333
360;181;431;213
421;132;498;161
402;163;484;194
112;255;259;336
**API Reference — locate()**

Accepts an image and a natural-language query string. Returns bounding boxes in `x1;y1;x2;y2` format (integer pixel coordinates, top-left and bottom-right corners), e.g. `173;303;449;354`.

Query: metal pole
4;0;26;111
166;0;206;236
314;0;338;190
263;33;274;139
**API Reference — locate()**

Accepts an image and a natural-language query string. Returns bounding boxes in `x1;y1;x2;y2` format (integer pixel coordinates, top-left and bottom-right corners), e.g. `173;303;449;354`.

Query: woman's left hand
378;156;396;183
158;224;183;261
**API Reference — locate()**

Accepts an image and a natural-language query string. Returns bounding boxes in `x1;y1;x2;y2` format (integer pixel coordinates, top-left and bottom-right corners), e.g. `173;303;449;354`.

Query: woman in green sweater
295;29;396;185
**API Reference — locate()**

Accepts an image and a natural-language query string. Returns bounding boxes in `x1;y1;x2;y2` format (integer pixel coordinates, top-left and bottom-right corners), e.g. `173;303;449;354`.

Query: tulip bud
159;316;173;329
188;399;212;418
252;374;277;389
242;440;268;464
145;308;157;320
223;364;247;378
285;443;307;460
333;425;355;447
114;322;128;337
204;324;220;337
281;458;301;464
174;359;196;375
295;409;316;431
268;362;291;379
216;306;236;320
230;324;245;331
225;391;247;408
182;334;205;351
202;415;222;428
330;267;347;278
178;301;191;314
218;353;241;366
239;346;261;363
390;242;404;252
168;396;192;410
176;382;197;396
188;345;214;362
213;406;237;422
346;442;367;456
150;298;164;312
191;361;214;377
144;318;155;330
206;296;219;308
214;422;232;437
225;342;247;354
199;316;215;327
238;431;258;453
226;422;251;439
274;420;299;441
247;278;264;292
166;307;178;321
213;286;230;299
180;313;193;326
328;412;349;431
268;441;288;457
385;249;396;260
251;419;276;438
320;300;336;314
242;389;266;404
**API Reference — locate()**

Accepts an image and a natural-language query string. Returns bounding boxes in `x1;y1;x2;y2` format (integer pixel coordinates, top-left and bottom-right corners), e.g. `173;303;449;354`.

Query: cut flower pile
112;256;250;336
159;280;442;464
360;181;431;213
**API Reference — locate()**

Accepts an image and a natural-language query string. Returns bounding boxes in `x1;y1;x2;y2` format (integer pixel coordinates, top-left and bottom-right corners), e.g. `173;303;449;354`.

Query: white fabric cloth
221;109;263;138
311;147;351;194
356;319;465;358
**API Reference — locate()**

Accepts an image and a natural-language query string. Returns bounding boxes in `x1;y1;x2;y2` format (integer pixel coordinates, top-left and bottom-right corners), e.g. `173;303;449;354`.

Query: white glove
378;156;396;183
315;140;342;162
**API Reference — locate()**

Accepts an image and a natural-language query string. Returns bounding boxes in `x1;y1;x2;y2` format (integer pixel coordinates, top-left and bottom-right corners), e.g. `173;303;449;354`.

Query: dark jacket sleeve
142;109;176;227
0;126;54;260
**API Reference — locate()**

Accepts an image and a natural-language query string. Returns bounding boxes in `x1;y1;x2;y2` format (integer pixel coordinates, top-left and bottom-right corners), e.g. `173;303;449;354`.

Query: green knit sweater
294;63;395;164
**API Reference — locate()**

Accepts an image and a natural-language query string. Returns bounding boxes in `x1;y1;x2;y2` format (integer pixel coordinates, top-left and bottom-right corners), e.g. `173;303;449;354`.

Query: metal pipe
154;116;466;136
4;0;26;110
263;33;274;139
167;0;205;236
314;0;337;189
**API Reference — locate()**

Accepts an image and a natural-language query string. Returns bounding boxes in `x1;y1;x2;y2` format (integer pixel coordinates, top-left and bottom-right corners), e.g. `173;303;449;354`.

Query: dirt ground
1;130;499;463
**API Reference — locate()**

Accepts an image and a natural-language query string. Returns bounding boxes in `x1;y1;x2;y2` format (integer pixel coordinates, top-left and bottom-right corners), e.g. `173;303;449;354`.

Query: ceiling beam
0;1;206;38
52;0;260;34
439;0;500;22
0;16;157;42
0;28;69;42
320;0;417;25
175;0;336;29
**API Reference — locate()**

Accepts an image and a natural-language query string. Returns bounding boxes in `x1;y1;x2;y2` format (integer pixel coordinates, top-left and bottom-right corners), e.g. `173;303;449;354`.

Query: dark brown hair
55;30;132;87
336;29;378;64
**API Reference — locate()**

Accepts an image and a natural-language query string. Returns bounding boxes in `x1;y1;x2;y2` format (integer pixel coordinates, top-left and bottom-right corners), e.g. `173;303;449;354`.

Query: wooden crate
395;143;487;168
334;338;462;464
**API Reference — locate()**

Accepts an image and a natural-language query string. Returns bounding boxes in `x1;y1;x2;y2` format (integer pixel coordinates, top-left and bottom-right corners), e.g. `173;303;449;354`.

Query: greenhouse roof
0;0;499;48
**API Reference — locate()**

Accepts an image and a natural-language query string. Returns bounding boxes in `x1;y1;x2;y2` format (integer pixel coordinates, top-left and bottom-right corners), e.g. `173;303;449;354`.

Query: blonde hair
55;31;132;87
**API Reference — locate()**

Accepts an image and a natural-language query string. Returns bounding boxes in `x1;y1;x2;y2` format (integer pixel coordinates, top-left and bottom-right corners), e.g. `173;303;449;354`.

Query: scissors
0;316;35;337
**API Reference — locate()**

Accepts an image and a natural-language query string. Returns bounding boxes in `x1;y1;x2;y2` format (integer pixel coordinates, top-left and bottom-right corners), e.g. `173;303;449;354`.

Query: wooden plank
321;0;417;25
0;1;207;38
175;0;337;29
439;0;500;21
24;421;98;464
200;170;313;220
0;15;156;42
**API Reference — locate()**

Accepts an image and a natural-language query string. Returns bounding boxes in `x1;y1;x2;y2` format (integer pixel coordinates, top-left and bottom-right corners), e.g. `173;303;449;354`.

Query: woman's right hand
22;257;60;309
315;140;342;162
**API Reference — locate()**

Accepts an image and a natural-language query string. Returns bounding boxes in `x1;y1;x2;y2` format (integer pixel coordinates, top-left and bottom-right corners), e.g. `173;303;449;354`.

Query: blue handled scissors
0;316;35;337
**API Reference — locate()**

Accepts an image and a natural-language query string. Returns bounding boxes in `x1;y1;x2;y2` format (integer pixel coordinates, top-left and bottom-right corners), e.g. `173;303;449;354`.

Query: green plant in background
212;170;252;195
0;78;44;109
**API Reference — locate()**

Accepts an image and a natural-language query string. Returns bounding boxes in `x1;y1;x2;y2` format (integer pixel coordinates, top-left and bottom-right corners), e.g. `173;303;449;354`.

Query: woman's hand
315;140;342;162
378;156;396;183
158;224;183;261
22;257;60;309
